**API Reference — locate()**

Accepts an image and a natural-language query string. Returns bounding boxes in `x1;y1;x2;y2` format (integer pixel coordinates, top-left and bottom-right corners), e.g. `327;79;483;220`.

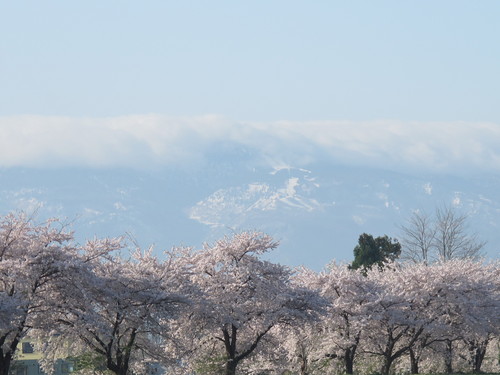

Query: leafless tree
400;205;485;264
434;206;485;261
400;210;436;265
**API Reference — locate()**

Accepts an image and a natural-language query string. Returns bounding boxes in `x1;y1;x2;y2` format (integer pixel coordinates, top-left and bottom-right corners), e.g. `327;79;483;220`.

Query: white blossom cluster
0;213;498;375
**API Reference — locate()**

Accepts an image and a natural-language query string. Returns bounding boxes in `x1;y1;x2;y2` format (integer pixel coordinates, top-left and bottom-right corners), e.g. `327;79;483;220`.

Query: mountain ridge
0;165;498;270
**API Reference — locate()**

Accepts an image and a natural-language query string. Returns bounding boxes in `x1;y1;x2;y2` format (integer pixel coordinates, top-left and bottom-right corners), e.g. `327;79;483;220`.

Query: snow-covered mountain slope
0;164;498;270
189;170;323;227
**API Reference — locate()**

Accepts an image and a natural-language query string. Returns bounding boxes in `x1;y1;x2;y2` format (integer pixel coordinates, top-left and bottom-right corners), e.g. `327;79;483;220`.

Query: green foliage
193;354;227;375
349;233;401;273
68;352;111;375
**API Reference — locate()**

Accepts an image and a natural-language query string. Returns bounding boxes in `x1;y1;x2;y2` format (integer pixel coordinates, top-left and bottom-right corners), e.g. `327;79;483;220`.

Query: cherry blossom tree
2;210;497;375
361;263;447;375
40;238;192;375
254;268;330;375
255;322;325;375
0;213;75;375
300;264;372;375
355;259;500;375
422;260;500;373
258;261;498;375
176;231;321;375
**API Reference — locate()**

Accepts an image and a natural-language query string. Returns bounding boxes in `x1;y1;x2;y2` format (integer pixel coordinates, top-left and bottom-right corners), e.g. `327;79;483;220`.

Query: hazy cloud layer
1;115;499;174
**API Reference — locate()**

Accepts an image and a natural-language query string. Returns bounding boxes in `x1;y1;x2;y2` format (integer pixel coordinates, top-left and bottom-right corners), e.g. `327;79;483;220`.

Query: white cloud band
1;115;499;174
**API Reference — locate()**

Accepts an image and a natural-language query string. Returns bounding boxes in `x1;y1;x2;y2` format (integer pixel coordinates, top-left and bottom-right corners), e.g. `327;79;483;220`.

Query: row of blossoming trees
0;212;499;375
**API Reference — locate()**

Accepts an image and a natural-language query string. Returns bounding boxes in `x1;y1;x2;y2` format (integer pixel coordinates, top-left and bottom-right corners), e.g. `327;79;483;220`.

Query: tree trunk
444;340;453;374
380;356;394;375
409;348;419;374
472;347;487;374
469;339;488;373
223;324;238;375
344;347;356;375
107;362;128;375
299;354;309;375
225;360;237;375
0;332;21;375
106;353;129;375
345;356;354;375
0;357;12;375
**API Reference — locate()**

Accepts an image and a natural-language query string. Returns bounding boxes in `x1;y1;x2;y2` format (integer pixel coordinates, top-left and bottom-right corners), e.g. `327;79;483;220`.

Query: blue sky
1;2;500;265
1;1;499;122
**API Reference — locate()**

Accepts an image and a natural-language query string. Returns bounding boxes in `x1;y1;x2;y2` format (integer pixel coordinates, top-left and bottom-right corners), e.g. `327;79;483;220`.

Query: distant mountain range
1;161;498;270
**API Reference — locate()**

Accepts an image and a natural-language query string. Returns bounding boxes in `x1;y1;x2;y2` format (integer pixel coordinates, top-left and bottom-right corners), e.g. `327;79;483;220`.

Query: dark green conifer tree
349;233;401;273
